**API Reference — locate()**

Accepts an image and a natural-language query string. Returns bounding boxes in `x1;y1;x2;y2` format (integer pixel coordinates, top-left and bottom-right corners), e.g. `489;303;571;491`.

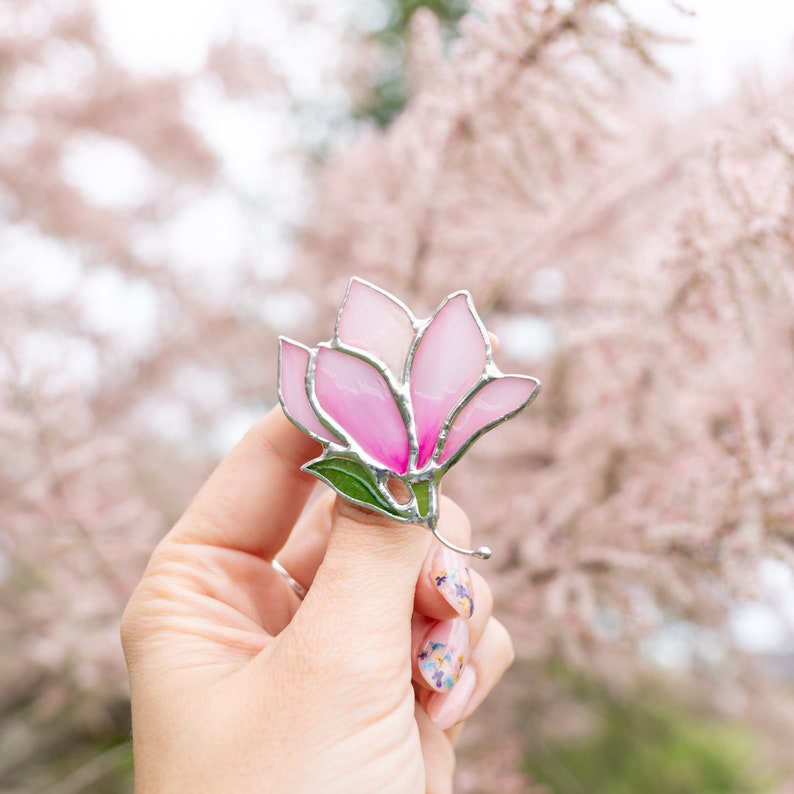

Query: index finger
167;407;322;559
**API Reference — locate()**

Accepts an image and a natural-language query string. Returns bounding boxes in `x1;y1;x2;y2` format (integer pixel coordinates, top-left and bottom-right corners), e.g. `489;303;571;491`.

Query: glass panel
437;376;539;466
337;279;415;379
279;339;339;442
410;295;487;468
314;347;410;474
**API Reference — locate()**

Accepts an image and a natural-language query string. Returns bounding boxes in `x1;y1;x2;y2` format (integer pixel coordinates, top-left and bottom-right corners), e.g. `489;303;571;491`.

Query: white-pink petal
337;278;416;379
410;294;488;468
314;347;410;474
279;339;342;443
436;376;540;466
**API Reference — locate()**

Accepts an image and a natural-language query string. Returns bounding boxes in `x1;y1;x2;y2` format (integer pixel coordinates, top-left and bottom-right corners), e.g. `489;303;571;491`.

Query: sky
94;0;794;105
95;0;353;102
631;0;794;104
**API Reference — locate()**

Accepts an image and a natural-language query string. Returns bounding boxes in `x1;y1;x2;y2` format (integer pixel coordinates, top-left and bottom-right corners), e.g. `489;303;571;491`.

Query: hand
121;408;514;793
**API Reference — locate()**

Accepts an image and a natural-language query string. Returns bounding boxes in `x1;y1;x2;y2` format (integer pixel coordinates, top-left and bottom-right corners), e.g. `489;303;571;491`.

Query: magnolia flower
278;278;540;558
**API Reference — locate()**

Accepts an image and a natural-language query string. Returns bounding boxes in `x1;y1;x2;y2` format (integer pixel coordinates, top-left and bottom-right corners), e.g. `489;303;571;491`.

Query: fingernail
417;618;469;692
427;666;477;730
431;548;475;619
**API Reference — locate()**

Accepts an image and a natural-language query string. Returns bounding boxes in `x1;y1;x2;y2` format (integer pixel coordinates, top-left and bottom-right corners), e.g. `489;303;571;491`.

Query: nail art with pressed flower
432;548;475;618
418;618;469;692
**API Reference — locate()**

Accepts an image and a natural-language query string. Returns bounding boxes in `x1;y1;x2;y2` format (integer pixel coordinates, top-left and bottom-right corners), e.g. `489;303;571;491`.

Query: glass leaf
303;455;406;519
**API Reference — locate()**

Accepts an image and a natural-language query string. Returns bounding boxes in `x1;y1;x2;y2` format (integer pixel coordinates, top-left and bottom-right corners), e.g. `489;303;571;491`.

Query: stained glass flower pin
277;277;541;559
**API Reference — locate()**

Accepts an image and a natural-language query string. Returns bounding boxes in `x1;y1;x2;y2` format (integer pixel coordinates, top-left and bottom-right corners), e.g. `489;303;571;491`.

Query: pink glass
278;277;541;558
314;347;411;475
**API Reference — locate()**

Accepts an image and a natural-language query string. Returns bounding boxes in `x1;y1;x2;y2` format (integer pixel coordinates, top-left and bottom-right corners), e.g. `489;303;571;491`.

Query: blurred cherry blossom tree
291;0;794;786
2;0;794;790
0;0;308;787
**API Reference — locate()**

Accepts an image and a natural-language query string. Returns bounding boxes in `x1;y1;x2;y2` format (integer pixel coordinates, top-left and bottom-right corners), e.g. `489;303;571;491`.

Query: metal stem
430;525;492;560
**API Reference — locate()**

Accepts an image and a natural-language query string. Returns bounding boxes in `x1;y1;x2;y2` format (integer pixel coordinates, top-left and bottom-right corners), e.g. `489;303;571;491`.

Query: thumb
284;497;433;673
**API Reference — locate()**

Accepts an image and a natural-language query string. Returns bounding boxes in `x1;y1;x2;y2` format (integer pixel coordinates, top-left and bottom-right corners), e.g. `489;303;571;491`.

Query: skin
121;408;514;794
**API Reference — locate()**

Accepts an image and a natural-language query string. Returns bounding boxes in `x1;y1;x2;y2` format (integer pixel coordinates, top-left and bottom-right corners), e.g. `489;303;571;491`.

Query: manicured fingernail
431;548;474;618
427;666;477;730
417;618;469;692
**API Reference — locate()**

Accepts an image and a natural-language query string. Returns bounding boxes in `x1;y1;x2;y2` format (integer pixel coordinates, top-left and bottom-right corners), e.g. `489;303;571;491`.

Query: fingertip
426;665;477;731
423;617;515;730
424;545;476;620
413;617;469;693
168;406;325;557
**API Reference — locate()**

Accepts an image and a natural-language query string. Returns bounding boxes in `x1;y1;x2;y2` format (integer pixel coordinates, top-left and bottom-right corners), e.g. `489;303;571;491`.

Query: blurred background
2;0;794;791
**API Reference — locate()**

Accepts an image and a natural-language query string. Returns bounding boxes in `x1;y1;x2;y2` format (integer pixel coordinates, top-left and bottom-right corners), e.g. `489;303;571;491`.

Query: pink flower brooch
278;278;541;558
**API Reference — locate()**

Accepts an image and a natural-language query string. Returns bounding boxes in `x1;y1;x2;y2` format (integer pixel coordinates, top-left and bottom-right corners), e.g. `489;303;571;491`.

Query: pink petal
337;278;416;378
436;376;540;467
410;294;488;468
278;338;342;443
314;346;410;474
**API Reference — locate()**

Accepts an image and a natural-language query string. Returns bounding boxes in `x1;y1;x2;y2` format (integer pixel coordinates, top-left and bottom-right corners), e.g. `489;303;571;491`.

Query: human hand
121;408;514;793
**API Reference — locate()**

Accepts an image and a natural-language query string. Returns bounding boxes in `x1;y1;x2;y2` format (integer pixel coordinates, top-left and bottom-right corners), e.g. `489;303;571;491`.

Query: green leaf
410;479;432;519
304;455;405;519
